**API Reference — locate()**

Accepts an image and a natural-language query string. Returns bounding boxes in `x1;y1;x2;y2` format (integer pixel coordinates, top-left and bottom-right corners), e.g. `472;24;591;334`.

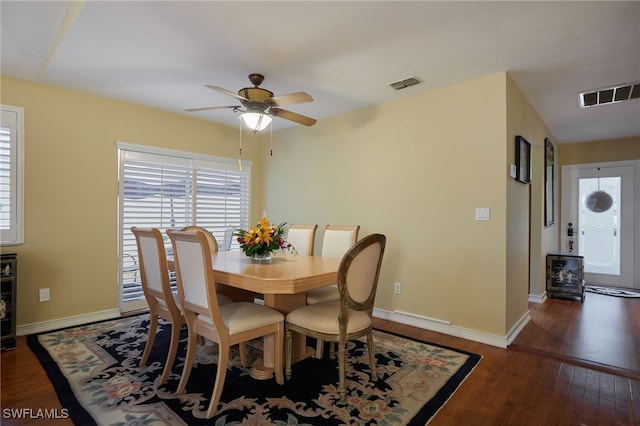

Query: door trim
561;160;639;289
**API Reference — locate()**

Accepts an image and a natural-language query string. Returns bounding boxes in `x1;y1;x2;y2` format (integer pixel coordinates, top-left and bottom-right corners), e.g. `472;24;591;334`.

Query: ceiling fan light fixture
239;111;272;132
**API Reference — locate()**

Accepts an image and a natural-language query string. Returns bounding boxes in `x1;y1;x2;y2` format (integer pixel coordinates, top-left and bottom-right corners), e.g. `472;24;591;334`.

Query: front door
561;161;638;289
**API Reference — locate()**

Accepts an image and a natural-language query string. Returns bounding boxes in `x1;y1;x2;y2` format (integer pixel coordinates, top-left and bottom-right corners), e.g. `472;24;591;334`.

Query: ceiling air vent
579;82;640;108
389;76;422;90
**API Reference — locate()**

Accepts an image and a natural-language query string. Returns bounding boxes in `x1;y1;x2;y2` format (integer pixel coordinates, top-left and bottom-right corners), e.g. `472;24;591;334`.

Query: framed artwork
515;135;531;184
544;138;555;226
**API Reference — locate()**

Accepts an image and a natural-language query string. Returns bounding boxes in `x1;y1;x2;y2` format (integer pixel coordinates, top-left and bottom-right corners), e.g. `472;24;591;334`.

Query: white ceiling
2;1;639;144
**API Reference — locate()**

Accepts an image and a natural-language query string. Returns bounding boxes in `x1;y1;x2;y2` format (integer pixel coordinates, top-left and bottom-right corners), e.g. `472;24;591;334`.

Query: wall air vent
389;76;422;90
579;82;640;108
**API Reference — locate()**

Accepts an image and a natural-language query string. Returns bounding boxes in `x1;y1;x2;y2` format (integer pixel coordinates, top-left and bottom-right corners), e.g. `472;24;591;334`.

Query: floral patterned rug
27;314;481;425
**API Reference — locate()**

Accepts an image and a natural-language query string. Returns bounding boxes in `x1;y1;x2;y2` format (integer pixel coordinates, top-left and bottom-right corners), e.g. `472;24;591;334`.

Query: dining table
173;250;341;380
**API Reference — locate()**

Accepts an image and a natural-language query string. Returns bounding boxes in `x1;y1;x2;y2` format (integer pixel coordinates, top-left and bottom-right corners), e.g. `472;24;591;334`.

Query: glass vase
251;252;272;262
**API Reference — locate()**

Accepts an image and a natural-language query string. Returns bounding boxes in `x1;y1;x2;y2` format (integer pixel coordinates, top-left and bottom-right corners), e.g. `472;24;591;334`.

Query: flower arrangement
233;217;296;260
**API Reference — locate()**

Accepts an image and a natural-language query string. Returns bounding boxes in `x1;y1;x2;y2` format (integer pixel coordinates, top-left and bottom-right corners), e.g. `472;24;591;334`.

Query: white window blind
0;105;24;246
118;143;251;311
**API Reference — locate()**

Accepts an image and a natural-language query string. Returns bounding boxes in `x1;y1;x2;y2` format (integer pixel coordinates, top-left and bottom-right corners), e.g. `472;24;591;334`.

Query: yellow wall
559;137;640;165
505;75;559;317
263;73;537;336
0;76;265;326
1;72;554;339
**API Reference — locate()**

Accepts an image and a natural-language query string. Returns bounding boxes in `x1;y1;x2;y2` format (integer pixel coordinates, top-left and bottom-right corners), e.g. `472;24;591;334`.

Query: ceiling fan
186;73;317;131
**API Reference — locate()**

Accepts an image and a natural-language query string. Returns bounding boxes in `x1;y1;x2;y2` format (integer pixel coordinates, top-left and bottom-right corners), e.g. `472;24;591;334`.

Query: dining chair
179;226;233;307
181;225;218;253
180;226;233;350
286;224;318;255
306;225;360;305
167;229;285;418
131;227;185;385
223;227;235;251
285;233;386;401
306;225;360;357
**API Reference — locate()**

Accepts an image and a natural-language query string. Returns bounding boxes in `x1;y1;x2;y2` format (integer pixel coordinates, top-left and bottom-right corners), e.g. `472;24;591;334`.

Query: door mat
586;286;640;298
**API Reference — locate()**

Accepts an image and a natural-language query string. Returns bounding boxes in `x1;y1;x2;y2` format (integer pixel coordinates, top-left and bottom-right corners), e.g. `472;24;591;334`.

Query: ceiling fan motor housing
238;87;274;103
188;72;316;126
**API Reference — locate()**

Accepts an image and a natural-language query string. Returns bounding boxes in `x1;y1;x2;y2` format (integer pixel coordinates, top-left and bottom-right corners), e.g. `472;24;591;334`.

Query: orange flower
233;217;296;257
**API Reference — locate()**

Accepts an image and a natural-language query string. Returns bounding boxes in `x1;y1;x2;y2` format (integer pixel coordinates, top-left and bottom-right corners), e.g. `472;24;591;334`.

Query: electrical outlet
394;282;401;295
39;288;50;302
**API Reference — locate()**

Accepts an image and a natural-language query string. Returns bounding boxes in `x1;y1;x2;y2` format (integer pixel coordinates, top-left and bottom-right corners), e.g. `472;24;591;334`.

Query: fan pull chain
238;122;243;171
270;123;273;156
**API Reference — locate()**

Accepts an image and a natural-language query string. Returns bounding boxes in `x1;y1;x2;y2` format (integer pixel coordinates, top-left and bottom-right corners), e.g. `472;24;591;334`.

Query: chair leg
202;339;219;355
366;332;376;380
337;340;346;401
273;325;284;385
315;338;324;359
140;313;158;367
159;320;182;385
239;343;248;368
315;340;336;359
177;325;198;394
285;327;292;380
205;345;229;418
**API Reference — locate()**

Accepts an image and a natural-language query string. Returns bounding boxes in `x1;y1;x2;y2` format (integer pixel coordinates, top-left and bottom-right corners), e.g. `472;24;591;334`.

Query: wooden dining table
178;250;341;380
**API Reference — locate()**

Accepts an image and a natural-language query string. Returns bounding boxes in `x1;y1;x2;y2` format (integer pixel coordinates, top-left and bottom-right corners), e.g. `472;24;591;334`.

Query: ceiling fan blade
271;108;317;126
205;85;249;102
185;105;240;112
266;91;313;107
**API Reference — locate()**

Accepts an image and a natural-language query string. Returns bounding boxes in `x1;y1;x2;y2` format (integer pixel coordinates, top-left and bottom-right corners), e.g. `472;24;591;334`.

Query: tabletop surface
211;251;341;294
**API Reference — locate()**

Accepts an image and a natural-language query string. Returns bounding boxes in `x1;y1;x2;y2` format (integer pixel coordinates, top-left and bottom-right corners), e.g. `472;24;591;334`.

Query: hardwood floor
511;291;640;380
373;291;640;426
1;292;638;425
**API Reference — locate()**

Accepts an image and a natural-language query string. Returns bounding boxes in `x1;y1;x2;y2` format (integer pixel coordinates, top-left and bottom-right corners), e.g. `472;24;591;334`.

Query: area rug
586;286;640;298
27;314;481;425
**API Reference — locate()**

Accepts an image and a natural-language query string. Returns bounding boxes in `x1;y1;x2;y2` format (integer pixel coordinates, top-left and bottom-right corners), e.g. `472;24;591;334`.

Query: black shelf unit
546;252;585;302
1;253;17;350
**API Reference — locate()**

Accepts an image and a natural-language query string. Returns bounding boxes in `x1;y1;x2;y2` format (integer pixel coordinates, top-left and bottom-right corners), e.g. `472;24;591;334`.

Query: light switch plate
39;288;50;302
475;208;490;221
509;164;517;178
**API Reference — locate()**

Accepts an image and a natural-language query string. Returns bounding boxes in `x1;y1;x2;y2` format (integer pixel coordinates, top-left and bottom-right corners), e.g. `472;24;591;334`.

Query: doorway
561;161;639;289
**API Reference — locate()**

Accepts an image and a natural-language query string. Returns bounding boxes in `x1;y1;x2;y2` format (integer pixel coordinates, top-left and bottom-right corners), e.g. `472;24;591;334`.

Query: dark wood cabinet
546;252;585;302
1;253;17;350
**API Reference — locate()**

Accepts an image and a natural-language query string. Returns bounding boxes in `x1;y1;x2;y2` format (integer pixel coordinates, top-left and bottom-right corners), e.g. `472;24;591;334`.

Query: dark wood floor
1;292;639;425
511;291;640;380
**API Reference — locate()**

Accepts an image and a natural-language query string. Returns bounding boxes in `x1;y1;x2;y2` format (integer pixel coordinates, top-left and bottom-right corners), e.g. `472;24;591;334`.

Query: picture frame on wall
515;135;531;184
544;138;555;226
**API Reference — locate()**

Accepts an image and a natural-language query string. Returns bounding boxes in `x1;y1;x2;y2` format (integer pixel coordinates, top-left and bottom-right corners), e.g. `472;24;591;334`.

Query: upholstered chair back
132;227;174;302
340;235;385;309
168;230;223;328
286;224;318;256
181;226;218;253
321;225;360;258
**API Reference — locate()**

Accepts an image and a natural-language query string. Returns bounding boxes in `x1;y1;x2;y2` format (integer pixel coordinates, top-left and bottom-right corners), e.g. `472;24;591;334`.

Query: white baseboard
373;308;515;348
528;292;547;304
505;310;531;345
19;306;531;349
16;309;121;336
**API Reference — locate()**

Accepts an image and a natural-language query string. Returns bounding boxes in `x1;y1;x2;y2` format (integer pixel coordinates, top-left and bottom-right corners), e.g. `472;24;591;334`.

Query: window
118;142;251;312
0;105;25;246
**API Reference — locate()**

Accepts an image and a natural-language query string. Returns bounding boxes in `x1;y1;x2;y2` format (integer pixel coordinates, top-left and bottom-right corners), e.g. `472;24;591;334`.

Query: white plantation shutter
118;143;251;312
194;160;250;247
0;106;24;245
